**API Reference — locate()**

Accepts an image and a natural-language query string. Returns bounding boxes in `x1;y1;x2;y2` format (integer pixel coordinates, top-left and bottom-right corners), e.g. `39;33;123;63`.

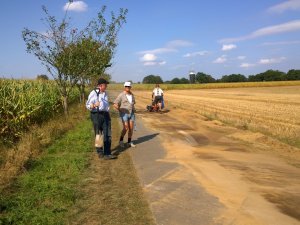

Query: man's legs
91;113;104;157
102;113;112;155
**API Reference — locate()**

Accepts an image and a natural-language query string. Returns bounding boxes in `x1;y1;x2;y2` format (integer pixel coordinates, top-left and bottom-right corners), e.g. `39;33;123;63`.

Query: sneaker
119;141;124;148
103;154;117;160
96;147;104;158
128;142;136;148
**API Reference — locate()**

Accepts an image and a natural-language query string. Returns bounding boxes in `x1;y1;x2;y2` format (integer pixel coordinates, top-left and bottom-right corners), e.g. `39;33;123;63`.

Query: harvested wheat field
133;85;300;225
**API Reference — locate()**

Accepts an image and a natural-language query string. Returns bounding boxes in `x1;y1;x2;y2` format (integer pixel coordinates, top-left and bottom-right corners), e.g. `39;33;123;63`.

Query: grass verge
0;117;92;225
0;111;155;225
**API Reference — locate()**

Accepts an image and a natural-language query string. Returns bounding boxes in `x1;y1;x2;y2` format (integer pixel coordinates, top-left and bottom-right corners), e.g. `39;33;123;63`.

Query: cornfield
0;79;79;145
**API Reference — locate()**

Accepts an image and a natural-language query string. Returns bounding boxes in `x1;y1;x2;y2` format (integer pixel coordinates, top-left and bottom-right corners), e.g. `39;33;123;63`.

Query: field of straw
135;85;300;147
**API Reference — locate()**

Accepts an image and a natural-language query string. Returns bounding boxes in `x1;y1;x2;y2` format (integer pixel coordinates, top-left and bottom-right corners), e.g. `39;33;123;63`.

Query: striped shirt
86;89;110;112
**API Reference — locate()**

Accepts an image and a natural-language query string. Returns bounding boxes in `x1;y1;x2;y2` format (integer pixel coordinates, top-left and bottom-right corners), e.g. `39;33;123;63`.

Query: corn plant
0;79;79;145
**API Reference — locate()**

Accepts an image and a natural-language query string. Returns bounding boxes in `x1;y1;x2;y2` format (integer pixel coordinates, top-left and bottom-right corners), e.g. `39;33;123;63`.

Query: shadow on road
135;133;160;144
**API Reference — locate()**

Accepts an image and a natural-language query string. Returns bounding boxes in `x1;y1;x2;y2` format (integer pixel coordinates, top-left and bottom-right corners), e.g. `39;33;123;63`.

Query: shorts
154;96;162;104
120;112;135;122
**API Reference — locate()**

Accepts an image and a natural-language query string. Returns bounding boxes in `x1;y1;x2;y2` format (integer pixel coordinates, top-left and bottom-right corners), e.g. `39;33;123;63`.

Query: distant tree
287;69;300;80
248;74;261;82
142;75;163;84
180;77;190;84
170;77;181;84
220;74;247;82
196;72;216;83
36;74;49;80
256;70;286;81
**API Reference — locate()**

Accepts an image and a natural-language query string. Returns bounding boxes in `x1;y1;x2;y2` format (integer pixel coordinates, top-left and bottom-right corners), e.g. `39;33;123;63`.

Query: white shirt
153;88;163;96
86;89;110;112
126;94;133;104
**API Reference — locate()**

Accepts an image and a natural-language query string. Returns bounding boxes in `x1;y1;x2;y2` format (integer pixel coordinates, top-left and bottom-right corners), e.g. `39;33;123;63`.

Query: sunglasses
125;86;131;88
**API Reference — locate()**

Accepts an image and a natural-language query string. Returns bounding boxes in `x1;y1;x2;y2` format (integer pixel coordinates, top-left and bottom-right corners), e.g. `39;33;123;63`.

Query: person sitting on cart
152;84;164;111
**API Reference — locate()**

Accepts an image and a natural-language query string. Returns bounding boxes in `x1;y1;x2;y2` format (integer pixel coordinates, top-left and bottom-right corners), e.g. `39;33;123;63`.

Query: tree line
142;69;300;84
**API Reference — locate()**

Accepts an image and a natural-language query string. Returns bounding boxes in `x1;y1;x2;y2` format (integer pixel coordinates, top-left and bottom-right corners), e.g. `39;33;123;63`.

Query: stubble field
133;85;300;225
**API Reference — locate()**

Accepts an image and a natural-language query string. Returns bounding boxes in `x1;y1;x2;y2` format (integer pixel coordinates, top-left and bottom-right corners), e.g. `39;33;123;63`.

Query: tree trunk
63;95;68;116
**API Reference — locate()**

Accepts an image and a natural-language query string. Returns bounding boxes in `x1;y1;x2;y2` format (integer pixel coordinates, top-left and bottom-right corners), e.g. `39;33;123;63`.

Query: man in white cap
113;81;136;148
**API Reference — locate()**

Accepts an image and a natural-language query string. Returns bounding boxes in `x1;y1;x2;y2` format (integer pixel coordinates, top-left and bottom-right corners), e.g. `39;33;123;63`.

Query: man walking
86;78;117;160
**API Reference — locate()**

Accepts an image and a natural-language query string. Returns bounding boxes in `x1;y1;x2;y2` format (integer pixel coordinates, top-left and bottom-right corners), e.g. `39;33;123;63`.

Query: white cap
124;81;132;87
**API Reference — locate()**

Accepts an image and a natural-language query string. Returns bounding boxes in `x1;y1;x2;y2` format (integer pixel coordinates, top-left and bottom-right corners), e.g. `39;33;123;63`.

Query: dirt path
134;90;300;225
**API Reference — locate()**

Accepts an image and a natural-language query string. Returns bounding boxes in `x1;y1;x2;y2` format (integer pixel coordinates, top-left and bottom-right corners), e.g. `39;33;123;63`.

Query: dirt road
133;88;300;225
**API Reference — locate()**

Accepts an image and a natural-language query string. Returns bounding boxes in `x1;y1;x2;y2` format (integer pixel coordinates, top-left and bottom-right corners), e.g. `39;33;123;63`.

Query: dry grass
108;80;300;90
67;111;155;225
135;86;300;148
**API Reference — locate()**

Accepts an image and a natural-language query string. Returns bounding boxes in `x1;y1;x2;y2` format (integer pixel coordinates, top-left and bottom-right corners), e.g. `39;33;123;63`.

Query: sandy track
133;88;300;225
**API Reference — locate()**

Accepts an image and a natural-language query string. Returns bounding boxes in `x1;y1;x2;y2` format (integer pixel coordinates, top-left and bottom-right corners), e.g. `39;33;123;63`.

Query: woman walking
113;81;136;148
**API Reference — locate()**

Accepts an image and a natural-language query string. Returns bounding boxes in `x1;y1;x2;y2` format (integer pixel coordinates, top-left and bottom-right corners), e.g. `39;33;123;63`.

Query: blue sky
0;0;300;82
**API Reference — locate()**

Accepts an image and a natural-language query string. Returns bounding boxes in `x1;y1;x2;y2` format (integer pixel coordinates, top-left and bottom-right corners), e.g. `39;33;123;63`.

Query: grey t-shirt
114;91;135;114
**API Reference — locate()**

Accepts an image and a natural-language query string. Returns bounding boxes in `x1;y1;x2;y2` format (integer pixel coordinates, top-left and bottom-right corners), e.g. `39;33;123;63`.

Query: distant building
189;71;196;83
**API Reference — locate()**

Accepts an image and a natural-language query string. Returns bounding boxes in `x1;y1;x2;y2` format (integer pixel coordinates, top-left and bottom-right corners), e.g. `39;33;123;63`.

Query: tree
220;74;247;82
254;70;286;81
36;74;49;81
170;78;181;84
195;72;215;83
287;69;300;80
57;38;112;103
180;78;190;84
142;75;163;84
22;2;127;115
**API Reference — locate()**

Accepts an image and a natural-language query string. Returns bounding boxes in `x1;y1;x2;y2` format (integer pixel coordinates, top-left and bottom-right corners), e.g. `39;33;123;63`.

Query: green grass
0;111;155;225
67;111;155;225
0;119;92;225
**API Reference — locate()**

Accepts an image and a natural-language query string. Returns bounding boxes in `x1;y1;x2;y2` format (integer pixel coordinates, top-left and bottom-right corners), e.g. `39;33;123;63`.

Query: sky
0;0;300;82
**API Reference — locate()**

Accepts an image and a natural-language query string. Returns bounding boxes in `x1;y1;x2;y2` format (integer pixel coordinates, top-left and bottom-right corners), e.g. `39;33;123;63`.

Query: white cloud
140;53;165;66
139;39;193;55
63;1;88;12
183;51;209;57
268;0;300;14
222;44;237;51
139;48;177;55
220;20;300;43
259;57;286;64
140;53;157;62
138;39;193;66
213;55;227;63
261;40;300;46
240;63;255;68
237;56;246;60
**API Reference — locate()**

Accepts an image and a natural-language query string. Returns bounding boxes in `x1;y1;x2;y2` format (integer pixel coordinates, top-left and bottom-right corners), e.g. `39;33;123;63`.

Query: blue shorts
120;112;135;122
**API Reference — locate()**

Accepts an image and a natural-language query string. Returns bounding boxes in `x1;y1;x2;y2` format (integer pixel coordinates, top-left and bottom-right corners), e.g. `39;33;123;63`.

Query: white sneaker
128;142;136;148
119;141;124;148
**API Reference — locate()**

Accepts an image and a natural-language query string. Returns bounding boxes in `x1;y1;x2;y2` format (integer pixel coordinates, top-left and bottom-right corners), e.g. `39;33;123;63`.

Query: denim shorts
120;112;135;122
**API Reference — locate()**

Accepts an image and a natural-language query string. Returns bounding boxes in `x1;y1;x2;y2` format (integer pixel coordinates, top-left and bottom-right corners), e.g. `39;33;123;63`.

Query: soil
134;89;300;225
